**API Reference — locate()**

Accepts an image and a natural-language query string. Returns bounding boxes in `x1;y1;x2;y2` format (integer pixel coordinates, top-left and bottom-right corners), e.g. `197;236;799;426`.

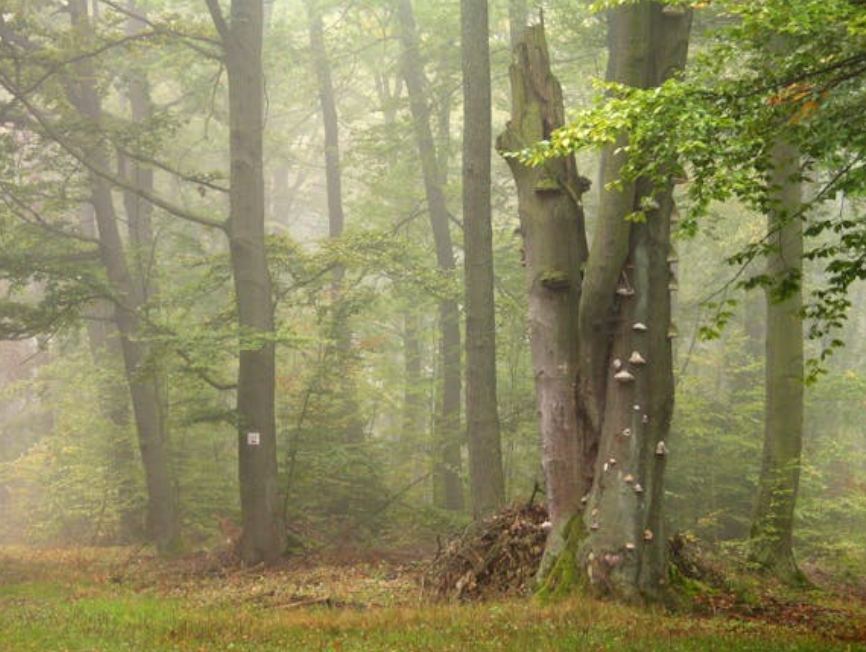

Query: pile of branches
423;502;548;601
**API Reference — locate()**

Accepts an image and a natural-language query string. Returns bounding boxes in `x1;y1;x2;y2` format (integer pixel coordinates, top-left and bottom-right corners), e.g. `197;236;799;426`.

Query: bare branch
0;70;228;232
175;346;238;391
204;0;231;45
116;144;229;194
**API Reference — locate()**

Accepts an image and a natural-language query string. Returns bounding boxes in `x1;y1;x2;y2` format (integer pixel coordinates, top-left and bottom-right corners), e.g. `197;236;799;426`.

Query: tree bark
397;0;463;512
461;0;505;519
508;0;528;48
498;22;588;563
210;0;286;564
67;0;180;555
500;4;691;602
574;3;691;603
305;0;364;446
78;206;142;543
749;140;805;583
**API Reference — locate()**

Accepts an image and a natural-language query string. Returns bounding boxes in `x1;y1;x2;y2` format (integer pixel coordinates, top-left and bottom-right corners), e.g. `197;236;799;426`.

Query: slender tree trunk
79;206;142;543
67;0;180;555
508;0;528;47
749;141;804;583
306;0;364;446
397;0;463;512
209;0;286;564
461;0;504;519
402;312;426;441
120;0;170;543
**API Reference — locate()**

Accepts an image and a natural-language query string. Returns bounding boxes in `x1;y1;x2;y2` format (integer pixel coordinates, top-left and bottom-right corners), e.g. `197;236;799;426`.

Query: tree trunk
397;0;463;512
508;0;528;47
306;0;364;446
500;4;691;602
749;140;805;583
572;3;690;603
498;22;588;565
212;0;286;564
461;0;505;519
79;206;142;543
68;0;180;555
119;0;168;543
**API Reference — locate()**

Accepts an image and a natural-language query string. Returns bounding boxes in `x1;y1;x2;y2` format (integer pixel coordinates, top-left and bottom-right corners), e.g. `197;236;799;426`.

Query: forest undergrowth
1;540;865;652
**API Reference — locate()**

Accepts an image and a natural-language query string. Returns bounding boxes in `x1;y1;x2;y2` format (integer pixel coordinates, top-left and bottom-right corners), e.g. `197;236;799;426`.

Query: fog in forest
0;0;864;609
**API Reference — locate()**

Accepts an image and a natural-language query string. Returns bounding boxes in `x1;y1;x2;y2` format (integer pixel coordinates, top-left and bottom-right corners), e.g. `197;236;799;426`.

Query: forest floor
0;543;865;651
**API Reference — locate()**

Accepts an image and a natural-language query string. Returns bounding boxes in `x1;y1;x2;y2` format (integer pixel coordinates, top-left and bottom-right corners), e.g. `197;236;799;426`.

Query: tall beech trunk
306;0;364;446
500;4;691;602
498;22;588;561
749;141;804;582
208;0;286;564
397;0;463;512
68;0;180;554
461;0;505;518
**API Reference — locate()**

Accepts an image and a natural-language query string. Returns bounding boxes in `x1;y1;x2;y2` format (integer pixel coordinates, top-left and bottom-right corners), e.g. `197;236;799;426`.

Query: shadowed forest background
0;0;865;627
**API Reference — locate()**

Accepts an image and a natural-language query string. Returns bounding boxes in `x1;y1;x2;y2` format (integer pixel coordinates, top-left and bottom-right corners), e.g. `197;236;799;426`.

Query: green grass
0;547;864;652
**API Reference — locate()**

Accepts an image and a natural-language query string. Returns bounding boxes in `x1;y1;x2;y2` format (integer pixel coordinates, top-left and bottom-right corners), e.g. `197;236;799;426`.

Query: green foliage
797;369;866;576
0;349;145;545
514;0;866;363
668;325;764;542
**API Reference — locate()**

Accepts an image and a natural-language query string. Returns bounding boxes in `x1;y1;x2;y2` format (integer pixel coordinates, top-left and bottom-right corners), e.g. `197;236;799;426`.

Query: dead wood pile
423;503;548;601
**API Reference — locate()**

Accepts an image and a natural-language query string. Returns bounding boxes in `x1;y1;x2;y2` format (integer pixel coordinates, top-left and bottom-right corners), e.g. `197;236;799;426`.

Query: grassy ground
0;546;864;652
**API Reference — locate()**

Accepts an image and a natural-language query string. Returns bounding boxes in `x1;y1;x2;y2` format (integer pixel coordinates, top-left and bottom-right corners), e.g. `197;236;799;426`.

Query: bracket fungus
603;553;621;567
628;351;646;365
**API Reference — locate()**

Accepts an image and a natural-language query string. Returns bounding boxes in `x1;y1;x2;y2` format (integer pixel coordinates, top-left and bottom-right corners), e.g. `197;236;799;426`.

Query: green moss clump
535;515;586;602
539;270;571;290
534;176;561;194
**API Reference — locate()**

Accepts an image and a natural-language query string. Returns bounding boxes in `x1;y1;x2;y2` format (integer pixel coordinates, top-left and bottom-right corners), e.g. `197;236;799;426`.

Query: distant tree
396;0;464;512
750;140;805;582
0;0;183;554
304;0;364;447
509;0;529;47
